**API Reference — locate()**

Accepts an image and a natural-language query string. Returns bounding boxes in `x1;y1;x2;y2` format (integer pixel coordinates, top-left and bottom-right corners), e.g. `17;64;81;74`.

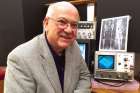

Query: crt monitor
77;39;90;65
78;43;86;60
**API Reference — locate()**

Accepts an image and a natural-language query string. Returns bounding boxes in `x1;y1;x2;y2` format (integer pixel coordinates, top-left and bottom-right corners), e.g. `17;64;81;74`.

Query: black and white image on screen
99;15;130;51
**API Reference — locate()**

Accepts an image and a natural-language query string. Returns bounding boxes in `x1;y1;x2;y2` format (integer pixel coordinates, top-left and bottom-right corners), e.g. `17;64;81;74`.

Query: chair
0;67;6;93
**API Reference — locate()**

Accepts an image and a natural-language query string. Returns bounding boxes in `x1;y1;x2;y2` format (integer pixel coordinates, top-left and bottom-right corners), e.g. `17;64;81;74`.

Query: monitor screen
78;43;86;60
98;55;115;69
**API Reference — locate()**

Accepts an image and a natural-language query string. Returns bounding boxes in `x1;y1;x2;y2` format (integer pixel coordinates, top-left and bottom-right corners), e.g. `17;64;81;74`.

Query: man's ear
43;17;49;29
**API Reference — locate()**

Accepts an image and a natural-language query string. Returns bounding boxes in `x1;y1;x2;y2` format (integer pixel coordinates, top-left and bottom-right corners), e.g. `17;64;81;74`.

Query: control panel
77;21;96;39
116;53;134;73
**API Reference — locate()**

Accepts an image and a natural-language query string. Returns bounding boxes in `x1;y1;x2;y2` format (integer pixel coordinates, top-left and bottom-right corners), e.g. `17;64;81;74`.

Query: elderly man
4;1;91;93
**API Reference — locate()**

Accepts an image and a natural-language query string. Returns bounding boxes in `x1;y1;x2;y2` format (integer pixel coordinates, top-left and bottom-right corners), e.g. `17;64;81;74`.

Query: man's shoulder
9;34;43;57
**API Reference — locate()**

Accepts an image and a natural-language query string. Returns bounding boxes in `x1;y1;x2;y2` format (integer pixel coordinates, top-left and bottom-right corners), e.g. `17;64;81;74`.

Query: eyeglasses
48;17;78;31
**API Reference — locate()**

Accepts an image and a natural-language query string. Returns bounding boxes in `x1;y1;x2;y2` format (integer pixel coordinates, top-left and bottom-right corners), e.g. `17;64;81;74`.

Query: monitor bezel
95;51;117;71
98;55;115;70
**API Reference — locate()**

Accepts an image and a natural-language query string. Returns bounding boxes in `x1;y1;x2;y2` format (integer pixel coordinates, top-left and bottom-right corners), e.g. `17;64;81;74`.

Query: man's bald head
46;1;79;18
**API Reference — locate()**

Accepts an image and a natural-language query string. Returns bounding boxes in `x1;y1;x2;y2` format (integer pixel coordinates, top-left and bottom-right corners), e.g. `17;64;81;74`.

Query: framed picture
99;15;131;51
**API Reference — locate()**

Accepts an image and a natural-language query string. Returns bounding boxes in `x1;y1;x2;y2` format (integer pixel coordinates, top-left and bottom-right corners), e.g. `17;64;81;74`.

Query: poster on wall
99;15;131;51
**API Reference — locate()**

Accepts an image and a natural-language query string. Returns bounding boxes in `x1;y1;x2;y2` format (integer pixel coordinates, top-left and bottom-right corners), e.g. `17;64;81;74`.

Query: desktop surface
92;79;140;93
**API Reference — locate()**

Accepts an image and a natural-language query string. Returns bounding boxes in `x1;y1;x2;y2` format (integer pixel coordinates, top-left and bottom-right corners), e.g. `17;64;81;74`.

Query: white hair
46;1;78;17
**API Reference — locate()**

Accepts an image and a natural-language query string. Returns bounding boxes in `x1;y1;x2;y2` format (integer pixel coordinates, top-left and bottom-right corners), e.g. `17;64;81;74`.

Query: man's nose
64;24;73;33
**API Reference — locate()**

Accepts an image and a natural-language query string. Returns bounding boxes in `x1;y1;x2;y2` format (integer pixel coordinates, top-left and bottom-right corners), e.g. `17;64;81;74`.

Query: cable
94;79;129;87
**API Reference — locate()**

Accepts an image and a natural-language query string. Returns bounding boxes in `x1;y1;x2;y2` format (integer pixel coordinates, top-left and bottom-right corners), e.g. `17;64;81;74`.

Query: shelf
41;0;96;6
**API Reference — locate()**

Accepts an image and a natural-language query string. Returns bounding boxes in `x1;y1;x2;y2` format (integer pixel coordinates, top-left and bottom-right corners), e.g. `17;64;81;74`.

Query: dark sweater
45;35;65;92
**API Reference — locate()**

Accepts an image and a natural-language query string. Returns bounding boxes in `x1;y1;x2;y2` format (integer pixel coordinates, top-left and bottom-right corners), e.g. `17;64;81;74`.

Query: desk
92;88;140;93
92;79;140;93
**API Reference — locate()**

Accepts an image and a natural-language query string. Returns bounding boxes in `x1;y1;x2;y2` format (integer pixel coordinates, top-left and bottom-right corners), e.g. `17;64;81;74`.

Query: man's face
44;7;79;51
